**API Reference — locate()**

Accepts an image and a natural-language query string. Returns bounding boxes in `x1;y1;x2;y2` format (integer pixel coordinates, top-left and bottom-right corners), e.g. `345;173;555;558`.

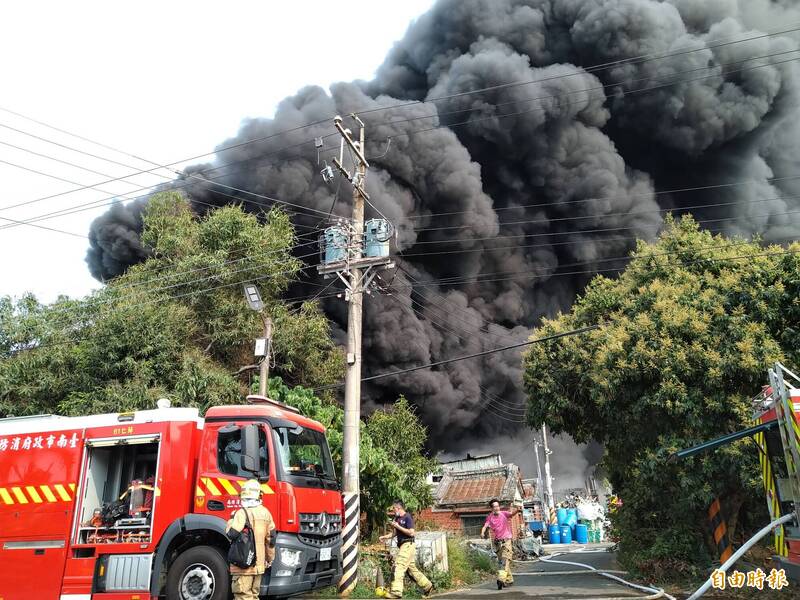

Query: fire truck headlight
280;548;303;568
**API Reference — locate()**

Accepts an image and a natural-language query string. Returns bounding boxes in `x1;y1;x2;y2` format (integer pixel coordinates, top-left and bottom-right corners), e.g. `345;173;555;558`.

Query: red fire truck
0;395;343;600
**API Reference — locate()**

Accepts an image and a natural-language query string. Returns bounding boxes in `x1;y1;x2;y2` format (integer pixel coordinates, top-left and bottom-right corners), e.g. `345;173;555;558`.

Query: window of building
461;515;488;537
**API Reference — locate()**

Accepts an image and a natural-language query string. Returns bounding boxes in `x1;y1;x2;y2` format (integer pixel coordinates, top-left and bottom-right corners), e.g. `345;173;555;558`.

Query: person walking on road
226;479;276;600
379;499;434;599
481;498;522;589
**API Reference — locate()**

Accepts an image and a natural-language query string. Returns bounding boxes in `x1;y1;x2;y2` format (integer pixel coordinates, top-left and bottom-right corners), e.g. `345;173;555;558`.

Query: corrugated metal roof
441;454;502;473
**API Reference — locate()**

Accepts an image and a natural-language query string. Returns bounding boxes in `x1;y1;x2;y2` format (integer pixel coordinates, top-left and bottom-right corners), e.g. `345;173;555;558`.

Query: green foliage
0;192;342;416
447;537;495;586
269;381;436;535
523;216;794;574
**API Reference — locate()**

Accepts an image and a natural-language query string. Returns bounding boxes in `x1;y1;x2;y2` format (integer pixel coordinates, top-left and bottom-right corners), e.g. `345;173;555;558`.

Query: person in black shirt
379;500;433;599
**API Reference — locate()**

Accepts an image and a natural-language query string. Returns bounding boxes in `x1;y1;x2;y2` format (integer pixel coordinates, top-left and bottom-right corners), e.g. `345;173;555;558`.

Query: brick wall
418;508;464;533
418;508;527;539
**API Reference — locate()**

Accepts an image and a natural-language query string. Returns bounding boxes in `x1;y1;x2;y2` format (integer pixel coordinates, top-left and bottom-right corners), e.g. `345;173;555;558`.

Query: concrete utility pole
533;434;544;503
334;115;367;597
542;424;555;510
258;316;273;397
317;114;393;596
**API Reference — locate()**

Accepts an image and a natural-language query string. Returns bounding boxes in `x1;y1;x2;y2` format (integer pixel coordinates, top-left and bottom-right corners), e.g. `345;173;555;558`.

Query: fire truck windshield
273;426;336;485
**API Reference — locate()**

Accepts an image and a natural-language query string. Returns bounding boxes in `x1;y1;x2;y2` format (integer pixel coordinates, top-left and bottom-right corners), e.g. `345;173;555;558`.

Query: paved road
440;546;653;599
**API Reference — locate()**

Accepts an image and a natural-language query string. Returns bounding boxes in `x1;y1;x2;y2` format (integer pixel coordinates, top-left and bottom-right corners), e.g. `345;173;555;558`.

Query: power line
0;213;85;238
41;226;800;331
355;23;800;118
0;122;338;221
387;243;800;292
392;262;521;344
6;22;793;207
44;249;321;319
401;207;800;251
2;31;797;227
16;266;340;353
380;53;800;149
310;244;800;392
3;49;797;240
313;325;599;392
372;46;800;134
382;294;528;421
410;192;800;235
106;238;321;293
404;176;800;230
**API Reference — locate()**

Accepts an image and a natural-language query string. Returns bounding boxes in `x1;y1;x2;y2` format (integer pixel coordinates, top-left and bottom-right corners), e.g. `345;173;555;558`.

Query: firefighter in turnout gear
481;498;522;589
379;499;433;599
226;479;276;600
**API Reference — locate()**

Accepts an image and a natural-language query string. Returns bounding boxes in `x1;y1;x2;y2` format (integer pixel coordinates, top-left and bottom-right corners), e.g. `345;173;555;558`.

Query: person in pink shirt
481;498;522;589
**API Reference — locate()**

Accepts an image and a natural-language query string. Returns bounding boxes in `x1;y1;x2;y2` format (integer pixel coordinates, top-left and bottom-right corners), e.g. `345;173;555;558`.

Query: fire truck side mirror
241;423;261;474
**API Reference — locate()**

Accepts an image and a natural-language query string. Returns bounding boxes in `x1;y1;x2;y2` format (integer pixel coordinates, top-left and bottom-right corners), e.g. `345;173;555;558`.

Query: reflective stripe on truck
0;483;75;504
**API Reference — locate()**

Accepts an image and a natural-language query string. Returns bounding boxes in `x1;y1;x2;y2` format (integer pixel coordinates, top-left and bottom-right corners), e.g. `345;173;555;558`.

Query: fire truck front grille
305;558;338;575
299;512;341;547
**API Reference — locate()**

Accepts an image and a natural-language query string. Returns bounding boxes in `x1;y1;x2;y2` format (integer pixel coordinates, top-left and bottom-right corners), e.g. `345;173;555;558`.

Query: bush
447;537;495;587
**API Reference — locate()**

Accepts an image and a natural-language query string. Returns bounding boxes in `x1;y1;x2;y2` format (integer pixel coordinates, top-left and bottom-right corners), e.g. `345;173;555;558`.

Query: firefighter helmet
240;479;262;500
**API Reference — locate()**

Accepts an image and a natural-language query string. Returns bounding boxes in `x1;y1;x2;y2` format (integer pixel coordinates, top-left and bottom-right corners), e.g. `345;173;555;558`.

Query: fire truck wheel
166;545;230;600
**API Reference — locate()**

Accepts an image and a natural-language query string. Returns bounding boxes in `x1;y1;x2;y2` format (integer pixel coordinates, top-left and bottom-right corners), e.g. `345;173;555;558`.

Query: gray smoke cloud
440;431;605;498
86;0;800;471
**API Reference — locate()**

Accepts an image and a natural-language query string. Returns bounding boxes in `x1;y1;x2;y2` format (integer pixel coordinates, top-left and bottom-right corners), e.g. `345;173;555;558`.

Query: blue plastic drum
566;509;578;536
556;508;568;525
548;524;561;544
560;524;573;544
575;523;589;544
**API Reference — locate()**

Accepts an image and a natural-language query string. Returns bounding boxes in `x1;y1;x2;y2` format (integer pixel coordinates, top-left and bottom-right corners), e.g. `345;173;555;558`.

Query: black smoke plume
86;0;800;467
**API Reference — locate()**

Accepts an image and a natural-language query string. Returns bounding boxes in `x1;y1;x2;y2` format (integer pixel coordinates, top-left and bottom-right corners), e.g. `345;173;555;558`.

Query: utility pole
258;316;273;397
542;424;555;511
339;115;366;598
316;115;393;596
316;114;389;597
533;434;544;504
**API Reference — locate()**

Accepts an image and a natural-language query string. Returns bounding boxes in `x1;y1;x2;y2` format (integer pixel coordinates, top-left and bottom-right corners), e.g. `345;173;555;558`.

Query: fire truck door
196;422;278;517
0;540;66;600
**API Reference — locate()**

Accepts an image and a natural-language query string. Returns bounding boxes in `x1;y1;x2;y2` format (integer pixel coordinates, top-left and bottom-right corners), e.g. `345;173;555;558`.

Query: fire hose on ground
535;549;677;600
687;512;795;600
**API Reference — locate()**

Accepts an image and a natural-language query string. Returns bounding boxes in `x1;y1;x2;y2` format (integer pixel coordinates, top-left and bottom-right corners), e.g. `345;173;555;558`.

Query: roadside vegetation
308;536;495;598
0;191;435;536
524;216;800;577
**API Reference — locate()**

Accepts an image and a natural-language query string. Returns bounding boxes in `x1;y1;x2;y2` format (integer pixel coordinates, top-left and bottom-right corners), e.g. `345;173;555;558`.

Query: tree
523;216;799;574
268;380;436;536
0;192;342;417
